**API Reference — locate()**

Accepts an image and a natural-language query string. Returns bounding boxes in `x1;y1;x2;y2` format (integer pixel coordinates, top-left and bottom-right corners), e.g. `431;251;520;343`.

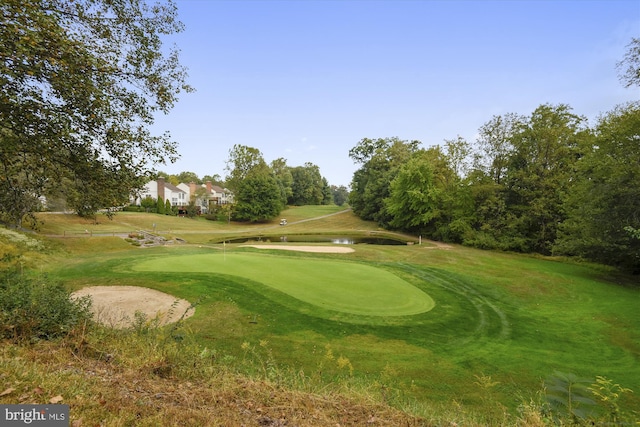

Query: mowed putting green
133;252;435;316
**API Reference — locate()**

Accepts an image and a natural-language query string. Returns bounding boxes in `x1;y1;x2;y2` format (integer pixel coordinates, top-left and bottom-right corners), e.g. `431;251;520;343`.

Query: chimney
206;180;212;194
189;181;196;198
157;177;165;202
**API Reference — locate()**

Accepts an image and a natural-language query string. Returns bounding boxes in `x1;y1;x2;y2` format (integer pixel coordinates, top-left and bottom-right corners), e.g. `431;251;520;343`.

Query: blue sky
153;0;639;187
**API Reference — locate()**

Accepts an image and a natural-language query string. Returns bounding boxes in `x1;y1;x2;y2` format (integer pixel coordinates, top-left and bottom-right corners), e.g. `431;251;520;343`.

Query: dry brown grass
0;337;431;426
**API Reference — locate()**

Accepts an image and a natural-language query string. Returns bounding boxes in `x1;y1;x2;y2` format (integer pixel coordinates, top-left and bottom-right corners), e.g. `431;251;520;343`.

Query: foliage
0;273;92;341
225;145;268;193
185;200;198;218
545;371;596;421
321;177;333;205
617;37;640;88
554;102;640;272
331;185;349;206
270;157;293;208
0;0;191;225
140;196;156;213
349;137;420;225
288;163;325;206
348;99;639;270
0;228;44;272
500;104;587;254
175;171;201;185
232;169;283;222
472;112;522;185
588;375;634;423
224;145;284;222
344;40;640;271
384;149;444;233
156;197;165;215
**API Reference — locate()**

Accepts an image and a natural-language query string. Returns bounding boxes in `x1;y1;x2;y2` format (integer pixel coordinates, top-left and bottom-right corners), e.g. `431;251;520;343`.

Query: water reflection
220;235;407;245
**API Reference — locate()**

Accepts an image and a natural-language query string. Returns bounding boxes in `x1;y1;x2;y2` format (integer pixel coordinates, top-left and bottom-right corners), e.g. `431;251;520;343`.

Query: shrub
122;205;142;212
0;273;92;341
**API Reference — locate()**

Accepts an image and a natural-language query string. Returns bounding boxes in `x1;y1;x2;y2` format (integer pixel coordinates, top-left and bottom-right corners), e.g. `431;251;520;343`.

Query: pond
217;234;409;245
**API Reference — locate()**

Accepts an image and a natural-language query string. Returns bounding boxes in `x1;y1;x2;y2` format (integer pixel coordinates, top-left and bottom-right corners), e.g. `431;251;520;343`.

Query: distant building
132;178;233;214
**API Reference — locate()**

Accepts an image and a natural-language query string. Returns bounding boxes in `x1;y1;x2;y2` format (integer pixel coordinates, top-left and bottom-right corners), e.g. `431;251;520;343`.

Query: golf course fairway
133;252;435;316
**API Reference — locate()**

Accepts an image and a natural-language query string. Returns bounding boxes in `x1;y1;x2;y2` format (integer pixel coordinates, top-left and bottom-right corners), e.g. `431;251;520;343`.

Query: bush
122;205;142;212
0;273;92;341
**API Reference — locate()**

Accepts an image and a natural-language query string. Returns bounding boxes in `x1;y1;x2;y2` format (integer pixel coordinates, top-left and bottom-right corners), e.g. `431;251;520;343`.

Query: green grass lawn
132;251;435;317
40;211;640;417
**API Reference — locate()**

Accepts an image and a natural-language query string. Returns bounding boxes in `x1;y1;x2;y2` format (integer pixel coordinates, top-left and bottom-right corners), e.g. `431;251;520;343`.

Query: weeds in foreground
545;371;597;422
0;272;92;341
588;376;634;425
2;317;638;426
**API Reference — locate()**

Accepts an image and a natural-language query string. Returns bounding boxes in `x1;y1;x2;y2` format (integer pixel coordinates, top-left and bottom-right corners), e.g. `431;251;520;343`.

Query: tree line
348;38;639;272
222;144;348;222
134;145;349;222
349;102;639;272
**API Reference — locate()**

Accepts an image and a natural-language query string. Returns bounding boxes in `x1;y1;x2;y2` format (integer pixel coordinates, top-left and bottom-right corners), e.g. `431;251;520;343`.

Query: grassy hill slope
1;207;638;425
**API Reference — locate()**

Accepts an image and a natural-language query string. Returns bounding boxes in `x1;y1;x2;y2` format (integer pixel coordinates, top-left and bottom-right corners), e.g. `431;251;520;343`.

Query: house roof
164;182;185;193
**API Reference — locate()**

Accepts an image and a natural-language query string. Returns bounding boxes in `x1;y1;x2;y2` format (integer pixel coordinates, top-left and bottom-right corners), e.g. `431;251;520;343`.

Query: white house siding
131;180;186;207
131;180;233;210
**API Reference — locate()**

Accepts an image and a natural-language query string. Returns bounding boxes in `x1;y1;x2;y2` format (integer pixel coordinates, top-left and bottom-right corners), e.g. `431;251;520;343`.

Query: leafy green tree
331;185;349;206
63;160;142;219
461;113;524;249
176;171;201;185
157;197;165;215
617;37;640;88
472;113;523;185
349;137;420;226
289;163;324;206
385;147;461;239
385;150;443;233
554;102;640;271
185;200;198;218
464;105;585;253
0;0;191;226
225;145;267;193
140;196;156;213
0;138;44;225
502;104;587;253
225;145;284;221
321;177;333;205
444;136;472;178
233;169;282;222
270;158;293;208
165;199;173;216
202;174;224;186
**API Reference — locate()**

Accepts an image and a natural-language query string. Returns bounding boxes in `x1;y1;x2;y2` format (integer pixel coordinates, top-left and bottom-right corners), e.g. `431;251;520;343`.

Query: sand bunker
72;286;194;328
242;244;355;253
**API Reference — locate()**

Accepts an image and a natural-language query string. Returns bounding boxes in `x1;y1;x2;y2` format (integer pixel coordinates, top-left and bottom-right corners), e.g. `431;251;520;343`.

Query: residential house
132;178;234;214
132;177;187;208
209;184;234;206
168;181;234;214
